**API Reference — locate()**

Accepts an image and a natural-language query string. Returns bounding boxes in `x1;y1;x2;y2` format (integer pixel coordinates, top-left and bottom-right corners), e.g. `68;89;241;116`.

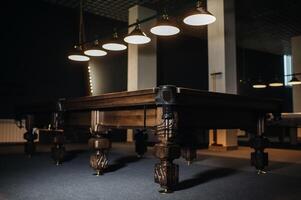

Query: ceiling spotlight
68;45;90;62
288;76;301;85
124;20;151;44
183;1;216;26
84;40;107;57
102;31;127;51
150;13;180;36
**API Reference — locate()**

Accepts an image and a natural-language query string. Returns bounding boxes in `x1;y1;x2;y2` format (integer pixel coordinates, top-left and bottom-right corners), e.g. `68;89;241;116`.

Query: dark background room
1;0;301;199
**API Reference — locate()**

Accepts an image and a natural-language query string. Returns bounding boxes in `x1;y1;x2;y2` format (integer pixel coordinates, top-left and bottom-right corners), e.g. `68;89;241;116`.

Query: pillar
207;0;238;150
291;36;301;144
292;36;301;112
127;5;157;142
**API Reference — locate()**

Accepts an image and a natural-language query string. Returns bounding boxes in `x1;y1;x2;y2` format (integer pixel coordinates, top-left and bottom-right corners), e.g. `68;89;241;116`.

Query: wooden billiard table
19;85;282;193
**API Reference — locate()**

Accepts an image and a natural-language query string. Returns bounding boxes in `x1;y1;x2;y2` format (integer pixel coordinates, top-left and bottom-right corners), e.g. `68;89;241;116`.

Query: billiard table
19;85;282;193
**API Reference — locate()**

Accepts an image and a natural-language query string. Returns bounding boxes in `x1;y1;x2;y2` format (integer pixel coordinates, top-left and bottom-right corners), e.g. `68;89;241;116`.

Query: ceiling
236;0;301;55
42;0;301;55
43;0;159;22
42;0;197;22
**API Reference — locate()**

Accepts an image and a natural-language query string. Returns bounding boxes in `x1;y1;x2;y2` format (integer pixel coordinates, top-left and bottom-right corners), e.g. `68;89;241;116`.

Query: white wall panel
0;119;26;143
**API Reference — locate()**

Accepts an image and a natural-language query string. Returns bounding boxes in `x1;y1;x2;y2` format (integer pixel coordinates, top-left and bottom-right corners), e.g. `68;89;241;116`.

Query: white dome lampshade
269;82;284;87
183;1;216;26
150;14;180;36
253;78;267;89
102;32;127;51
124;22;151;45
269;77;283;87
84;40;107;57
68;45;90;61
288;76;301;85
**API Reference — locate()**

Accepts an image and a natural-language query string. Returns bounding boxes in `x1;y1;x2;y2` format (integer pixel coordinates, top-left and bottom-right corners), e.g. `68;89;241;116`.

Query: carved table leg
23;115;37;157
154;142;180;193
51;131;65;165
154;85;182;193
134;129;148;158
89;131;111;176
250;116;269;174
179;129;198;165
181;147;197;166
24;133;37;158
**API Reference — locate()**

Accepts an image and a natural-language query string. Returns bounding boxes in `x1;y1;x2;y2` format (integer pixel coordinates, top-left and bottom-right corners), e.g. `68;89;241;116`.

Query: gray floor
1;144;301;200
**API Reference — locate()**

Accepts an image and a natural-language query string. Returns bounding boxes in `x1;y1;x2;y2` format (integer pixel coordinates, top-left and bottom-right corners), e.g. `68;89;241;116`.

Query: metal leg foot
257;170;267;175
159;188;173;194
95;170;102;176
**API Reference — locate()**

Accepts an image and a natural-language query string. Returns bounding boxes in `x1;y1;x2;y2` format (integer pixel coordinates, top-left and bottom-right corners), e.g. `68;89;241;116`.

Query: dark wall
237;48;292;111
1;0;291;118
89;31;209;95
1;0;125;118
84;5;128;95
90;51;127;95
157;34;208;90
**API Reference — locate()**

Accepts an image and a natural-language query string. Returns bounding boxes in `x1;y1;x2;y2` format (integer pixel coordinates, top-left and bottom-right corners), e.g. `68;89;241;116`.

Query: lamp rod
285;72;301;76
75;0;198;46
77;14;157;46
128;15;157;28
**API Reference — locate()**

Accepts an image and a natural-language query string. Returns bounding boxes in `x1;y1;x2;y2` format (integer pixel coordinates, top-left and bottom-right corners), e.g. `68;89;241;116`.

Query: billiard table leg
24;133;37;158
181;147;197;165
51;131;65;165
134;129;148;158
154;142;181;193
250;116;269;174
154;103;181;193
89;126;111;176
23;115;37;158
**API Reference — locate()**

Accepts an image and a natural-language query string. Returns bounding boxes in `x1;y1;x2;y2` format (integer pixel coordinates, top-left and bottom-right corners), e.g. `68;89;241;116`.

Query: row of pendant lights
252;75;301;89
68;0;216;62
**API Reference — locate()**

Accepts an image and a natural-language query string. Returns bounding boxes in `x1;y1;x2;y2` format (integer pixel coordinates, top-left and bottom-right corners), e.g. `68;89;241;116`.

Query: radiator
0;119;27;143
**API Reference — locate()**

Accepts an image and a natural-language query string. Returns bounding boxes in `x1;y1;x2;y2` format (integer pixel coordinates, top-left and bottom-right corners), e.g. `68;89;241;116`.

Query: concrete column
292;36;301;112
127;5;157;91
290;36;301;144
127;5;157;142
207;0;238;150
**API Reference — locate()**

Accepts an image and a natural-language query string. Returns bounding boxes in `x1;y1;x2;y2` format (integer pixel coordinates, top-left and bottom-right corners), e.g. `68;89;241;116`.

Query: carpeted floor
1;144;301;200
